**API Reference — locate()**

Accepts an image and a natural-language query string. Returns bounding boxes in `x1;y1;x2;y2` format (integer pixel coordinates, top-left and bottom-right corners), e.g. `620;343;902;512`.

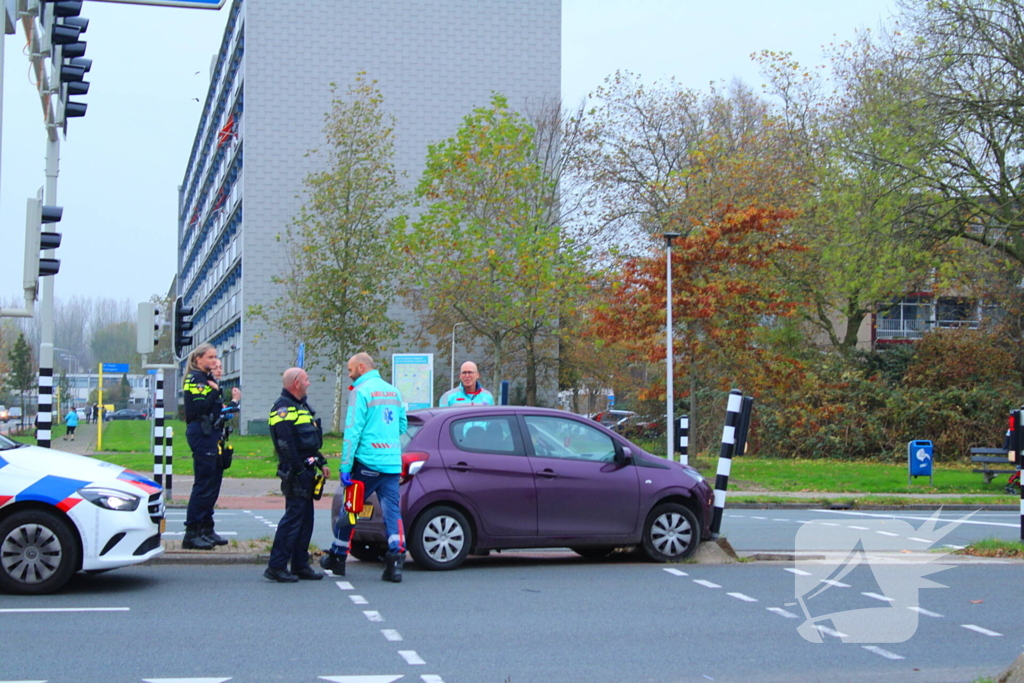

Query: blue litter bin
908;440;934;485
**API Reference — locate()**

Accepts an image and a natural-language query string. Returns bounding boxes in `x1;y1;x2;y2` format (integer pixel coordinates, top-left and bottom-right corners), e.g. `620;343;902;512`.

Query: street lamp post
450;322;467;389
664;232;680;462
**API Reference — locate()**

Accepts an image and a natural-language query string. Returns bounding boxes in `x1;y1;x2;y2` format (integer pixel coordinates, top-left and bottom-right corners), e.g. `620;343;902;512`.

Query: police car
0;432;165;595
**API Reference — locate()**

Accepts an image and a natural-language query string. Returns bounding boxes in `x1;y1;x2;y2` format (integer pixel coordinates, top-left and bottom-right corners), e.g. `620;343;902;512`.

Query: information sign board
392;354;433;410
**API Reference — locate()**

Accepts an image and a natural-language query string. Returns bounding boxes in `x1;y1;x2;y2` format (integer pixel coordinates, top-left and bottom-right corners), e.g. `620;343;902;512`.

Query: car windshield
0;433;26;451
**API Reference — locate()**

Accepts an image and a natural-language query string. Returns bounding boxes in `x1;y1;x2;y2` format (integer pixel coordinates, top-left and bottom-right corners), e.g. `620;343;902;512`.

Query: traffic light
173;296;194;358
137;302;161;355
23;196;63;300
43;0;90;128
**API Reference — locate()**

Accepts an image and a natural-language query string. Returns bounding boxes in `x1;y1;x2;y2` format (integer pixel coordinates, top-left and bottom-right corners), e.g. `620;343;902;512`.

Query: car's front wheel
641;503;699;563
408;506;472;571
0;509;80;595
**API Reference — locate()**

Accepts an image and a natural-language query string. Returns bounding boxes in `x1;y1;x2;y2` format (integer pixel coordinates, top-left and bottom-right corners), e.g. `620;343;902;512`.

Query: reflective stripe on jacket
183;369;222;423
342;370;407;474
269;389;323;471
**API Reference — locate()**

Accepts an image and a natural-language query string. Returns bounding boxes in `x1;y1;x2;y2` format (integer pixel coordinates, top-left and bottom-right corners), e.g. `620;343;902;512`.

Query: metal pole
450;322;465;389
664;233;679;462
710;389;743;539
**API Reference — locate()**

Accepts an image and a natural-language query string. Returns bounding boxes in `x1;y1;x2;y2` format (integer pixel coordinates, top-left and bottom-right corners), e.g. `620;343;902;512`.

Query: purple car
332;406;713;571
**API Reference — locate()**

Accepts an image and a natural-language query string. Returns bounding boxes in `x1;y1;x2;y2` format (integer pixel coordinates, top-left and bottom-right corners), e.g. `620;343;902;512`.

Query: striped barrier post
153;370;165;486
734;396;755;458
164;426;174;500
710;390;743;539
677;415;689;466
37;366;53;447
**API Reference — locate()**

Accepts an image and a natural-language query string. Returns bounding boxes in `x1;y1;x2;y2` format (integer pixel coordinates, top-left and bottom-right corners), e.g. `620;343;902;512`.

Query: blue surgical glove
341;472;354;487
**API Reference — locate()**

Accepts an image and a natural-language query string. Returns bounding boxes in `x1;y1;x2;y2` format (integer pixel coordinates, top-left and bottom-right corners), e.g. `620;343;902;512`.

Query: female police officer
182;343;241;549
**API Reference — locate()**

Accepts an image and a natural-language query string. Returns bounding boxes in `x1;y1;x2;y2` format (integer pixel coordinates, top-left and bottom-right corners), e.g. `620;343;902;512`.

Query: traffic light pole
36;134;60;448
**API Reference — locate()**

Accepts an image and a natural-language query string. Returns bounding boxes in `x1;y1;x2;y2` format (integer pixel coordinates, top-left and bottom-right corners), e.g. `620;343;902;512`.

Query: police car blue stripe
16;474;91;505
0;454;8;470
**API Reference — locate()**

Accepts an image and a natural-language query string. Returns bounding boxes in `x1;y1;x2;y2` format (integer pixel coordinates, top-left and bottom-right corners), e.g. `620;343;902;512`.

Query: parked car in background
590;409;636;431
8;407;23;421
617;414;668;440
333;406;713;571
0;433;165;594
106;409;147;421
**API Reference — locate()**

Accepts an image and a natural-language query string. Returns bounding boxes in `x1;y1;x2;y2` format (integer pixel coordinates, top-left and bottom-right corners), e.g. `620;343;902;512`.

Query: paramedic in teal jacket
321;352;409;582
439;361;495;407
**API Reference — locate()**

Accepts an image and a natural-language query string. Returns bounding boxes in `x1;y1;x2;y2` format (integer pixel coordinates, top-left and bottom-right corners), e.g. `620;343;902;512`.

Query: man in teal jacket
439;361;495;407
321;352;408;582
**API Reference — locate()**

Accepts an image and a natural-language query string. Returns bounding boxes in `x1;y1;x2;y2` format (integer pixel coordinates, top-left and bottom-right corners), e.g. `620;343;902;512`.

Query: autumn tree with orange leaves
591;206;806;452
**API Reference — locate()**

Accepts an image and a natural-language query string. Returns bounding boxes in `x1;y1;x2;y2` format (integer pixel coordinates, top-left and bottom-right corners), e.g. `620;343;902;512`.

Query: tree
91;321;140;373
248;74;406;429
6;333;35;419
398;94;590;404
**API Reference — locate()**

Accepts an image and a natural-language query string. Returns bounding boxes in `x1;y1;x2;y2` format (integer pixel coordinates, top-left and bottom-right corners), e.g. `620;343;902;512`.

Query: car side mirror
615;447;632;465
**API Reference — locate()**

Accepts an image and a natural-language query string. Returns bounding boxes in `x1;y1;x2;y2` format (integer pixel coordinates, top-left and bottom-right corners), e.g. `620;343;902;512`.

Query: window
524;415;616;462
451;416;517;454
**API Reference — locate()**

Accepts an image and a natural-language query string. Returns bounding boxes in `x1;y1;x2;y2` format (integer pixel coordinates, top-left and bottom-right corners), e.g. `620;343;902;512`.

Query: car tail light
401;451;429;484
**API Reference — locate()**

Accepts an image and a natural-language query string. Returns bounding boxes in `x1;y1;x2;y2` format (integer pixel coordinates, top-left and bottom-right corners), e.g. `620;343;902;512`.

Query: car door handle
449;463;473;472
537;469;559;478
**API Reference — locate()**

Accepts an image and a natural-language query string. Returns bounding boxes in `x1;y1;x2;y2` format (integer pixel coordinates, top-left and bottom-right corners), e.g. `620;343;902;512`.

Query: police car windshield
0;433;26;450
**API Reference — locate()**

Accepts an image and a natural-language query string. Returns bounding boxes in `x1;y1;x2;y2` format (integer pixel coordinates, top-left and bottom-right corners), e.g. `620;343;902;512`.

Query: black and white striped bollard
677;415;689;466
164;426;174;500
710;390;743;539
153;370;165;486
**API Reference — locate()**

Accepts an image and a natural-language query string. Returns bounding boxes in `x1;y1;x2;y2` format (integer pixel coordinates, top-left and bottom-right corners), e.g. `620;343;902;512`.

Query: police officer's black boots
182;524;215;550
382;551;404;583
202;520;228;546
319;550;346;576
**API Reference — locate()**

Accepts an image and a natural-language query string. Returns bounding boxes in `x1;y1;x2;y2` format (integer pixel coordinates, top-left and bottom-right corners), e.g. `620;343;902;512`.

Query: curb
729;502;1018;511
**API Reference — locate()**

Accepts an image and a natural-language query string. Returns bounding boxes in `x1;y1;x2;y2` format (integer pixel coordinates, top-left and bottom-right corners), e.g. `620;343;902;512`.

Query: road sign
102;363;130;373
91;0;226;8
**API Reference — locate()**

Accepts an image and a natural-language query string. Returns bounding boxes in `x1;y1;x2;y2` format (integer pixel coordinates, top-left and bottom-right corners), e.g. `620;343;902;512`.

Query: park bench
969;447;1017;484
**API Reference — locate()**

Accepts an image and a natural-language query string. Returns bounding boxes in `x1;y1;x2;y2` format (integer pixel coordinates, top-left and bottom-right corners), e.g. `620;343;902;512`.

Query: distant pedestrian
440;361;495;407
321;353;408;583
63;407;78;441
265;367;328;583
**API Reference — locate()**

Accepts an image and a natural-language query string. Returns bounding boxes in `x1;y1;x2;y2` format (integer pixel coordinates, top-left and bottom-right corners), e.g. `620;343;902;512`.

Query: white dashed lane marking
907;606;943;618
816;625;849;639
381;629;403;641
399;651;426;665
962;624;1003;637
821;579;850;588
335;581;353;591
350;595;369;605
785;568;812;576
876;531;900;537
766;607;800;619
863;646;904;660
907;537;933;544
663;568;688;576
363;610;384;622
727;592;758;602
693;579;721;589
862;592;894;603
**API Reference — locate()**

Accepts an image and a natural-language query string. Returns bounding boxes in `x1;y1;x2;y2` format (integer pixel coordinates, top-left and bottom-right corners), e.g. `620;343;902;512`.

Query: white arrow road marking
727;592;758;602
399;651;426;665
907;606;943;618
0;607;129;613
962;624;1003;636
862;592;894;602
693;579;721;588
319;677;403;683
381;629;403;641
662;568;688;576
766;607;800;619
363;610;384;622
863;646;904;660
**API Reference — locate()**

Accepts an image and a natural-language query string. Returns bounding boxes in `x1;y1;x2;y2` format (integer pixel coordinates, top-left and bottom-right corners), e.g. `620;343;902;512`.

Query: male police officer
439;361;495;407
321;353;408;582
264;367;330;583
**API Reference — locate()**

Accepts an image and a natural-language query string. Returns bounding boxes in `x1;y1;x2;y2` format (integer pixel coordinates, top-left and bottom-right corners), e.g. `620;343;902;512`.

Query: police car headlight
78;487;141;511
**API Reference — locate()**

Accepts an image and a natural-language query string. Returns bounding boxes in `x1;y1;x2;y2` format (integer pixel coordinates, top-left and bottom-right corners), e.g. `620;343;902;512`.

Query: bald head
459;361;481;391
282;367;310;399
347;353;375;382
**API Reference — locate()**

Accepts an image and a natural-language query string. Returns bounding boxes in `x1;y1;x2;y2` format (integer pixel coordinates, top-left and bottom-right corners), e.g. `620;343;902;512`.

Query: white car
0;433;165;595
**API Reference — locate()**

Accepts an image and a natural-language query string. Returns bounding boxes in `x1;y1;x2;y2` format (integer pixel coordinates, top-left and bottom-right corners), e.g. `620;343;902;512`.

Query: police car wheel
409;506;472;571
0;509;80;595
641;503;699;563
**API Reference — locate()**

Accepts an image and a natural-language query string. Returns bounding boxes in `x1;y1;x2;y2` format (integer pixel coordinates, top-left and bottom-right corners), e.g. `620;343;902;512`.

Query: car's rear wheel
0;509;80;595
348;541;387;563
642;503;699;563
571;546;616;559
408;506;472;571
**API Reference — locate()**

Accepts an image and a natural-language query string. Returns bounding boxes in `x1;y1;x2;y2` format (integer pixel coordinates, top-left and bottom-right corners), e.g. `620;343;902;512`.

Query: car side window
451;416;518;454
524;416;617;462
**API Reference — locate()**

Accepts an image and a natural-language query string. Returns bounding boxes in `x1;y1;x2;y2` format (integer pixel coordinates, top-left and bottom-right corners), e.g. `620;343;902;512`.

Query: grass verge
956;538;1024;559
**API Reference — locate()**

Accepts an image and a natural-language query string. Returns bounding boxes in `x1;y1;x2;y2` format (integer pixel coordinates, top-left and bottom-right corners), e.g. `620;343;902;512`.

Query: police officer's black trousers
185;423;223;528
268;494;315;571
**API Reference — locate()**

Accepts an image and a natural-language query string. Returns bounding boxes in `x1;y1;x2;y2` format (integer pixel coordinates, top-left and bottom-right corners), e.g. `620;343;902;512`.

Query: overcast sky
0;0;895;305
